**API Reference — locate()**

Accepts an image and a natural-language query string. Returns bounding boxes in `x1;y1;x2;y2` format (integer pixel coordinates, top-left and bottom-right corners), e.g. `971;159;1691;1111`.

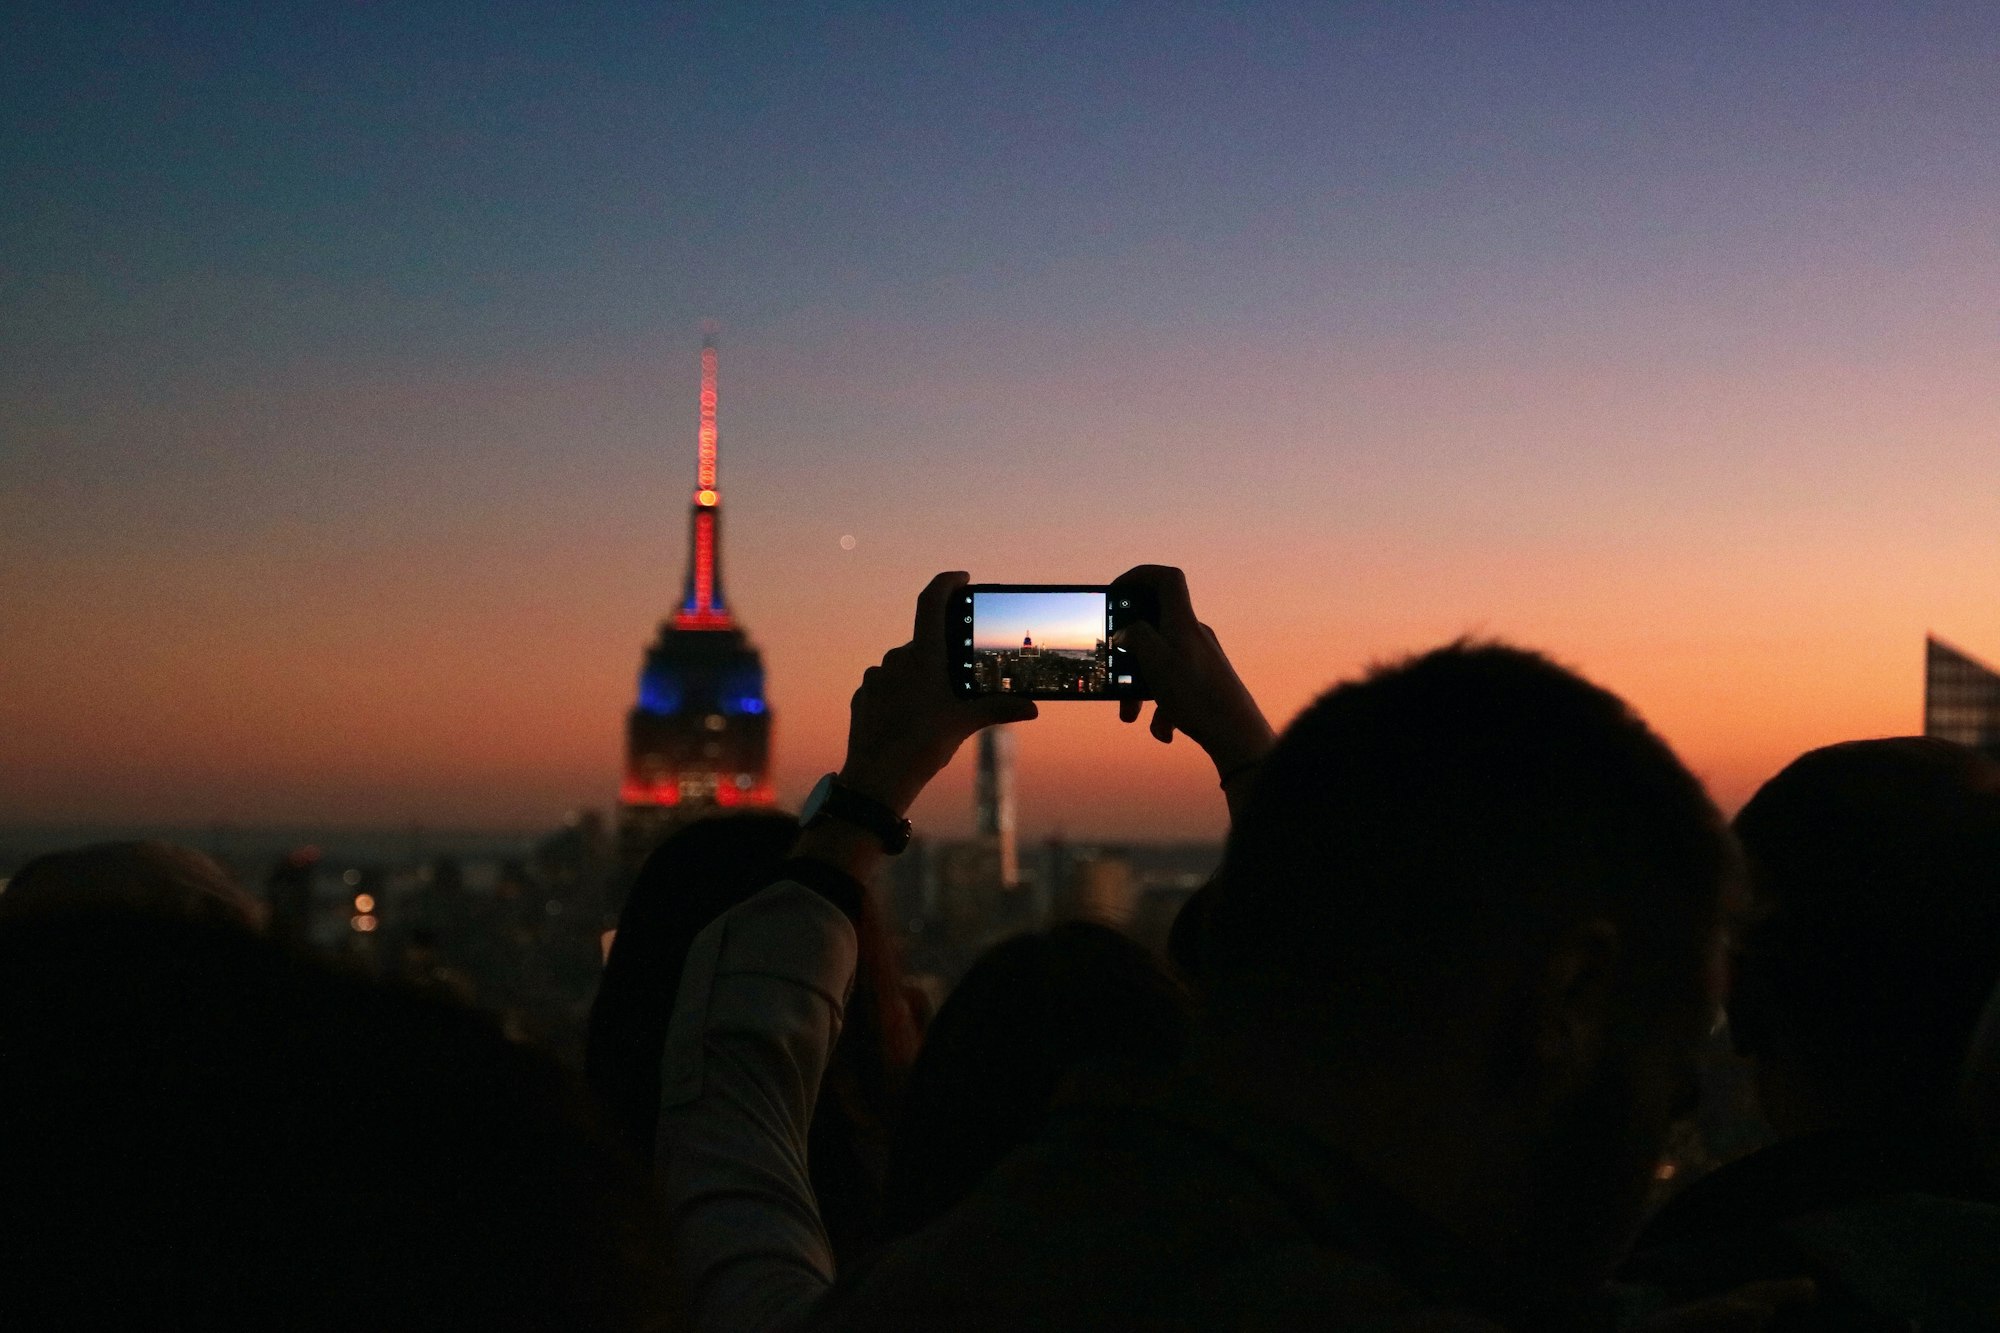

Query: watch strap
771;857;868;923
806;778;913;855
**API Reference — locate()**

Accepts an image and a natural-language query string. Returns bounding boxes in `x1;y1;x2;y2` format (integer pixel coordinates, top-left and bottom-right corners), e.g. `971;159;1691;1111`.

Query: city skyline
4;5;1997;839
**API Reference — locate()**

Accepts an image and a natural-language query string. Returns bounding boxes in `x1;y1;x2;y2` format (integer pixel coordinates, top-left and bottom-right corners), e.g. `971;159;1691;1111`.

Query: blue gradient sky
972;591;1106;652
4;3;1997;836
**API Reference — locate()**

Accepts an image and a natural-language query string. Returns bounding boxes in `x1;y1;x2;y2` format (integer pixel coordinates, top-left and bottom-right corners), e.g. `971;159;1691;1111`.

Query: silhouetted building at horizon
1925;635;2000;761
1051;847;1137;927
975;727;1019;888
619;332;774;880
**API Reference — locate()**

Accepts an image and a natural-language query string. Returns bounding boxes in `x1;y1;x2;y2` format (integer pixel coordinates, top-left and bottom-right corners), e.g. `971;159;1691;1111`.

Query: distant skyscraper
1925;635;2000;760
976;726;1019;888
619;331;774;872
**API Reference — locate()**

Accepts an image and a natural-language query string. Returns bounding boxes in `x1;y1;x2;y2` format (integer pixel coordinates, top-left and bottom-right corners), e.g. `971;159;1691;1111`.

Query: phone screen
954;586;1130;698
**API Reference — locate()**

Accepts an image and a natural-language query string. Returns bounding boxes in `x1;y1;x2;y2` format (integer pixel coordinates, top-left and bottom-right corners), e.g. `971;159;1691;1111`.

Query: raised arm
657;881;858;1333
654;572;1034;1332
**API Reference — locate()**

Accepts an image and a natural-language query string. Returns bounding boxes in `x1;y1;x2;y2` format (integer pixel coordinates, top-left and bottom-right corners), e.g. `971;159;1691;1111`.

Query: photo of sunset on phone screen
970;591;1112;696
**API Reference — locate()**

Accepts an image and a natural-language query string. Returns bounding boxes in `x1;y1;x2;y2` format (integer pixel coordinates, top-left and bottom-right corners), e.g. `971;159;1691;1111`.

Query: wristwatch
800;773;913;855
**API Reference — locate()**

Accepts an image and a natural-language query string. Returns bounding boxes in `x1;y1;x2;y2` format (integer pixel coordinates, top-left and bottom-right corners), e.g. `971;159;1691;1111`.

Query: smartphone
948;583;1157;700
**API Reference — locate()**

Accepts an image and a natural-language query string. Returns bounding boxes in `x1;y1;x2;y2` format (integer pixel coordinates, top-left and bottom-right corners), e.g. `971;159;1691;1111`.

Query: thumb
1113;619;1175;687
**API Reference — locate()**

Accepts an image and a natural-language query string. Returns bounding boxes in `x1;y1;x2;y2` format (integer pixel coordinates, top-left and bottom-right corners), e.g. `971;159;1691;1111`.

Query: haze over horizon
5;3;1996;841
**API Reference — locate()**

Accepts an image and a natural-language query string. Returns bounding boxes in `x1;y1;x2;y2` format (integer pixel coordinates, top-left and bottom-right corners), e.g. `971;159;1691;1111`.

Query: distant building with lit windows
977;634;1111;696
1925;635;2000;761
618;332;774;875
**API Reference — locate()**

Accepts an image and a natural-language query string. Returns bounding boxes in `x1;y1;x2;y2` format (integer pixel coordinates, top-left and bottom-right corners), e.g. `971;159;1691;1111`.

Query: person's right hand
1109;565;1273;784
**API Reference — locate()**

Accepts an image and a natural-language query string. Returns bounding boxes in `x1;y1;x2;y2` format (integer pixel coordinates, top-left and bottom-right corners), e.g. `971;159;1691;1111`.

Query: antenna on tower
674;325;731;629
695;323;719;501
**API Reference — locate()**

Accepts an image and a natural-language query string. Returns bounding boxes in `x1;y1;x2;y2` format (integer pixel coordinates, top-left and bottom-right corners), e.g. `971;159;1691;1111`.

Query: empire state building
618;331;774;868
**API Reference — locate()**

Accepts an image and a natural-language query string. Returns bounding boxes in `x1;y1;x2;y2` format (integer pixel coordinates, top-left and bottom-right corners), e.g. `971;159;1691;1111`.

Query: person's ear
1528;919;1622;1094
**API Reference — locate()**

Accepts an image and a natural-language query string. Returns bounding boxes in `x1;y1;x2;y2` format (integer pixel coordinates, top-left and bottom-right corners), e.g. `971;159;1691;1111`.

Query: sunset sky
4;3;1996;841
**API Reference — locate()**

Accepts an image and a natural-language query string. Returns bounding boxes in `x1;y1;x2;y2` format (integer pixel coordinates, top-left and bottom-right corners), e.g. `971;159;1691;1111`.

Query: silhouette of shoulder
817;1086;1542;1332
1630;1122;2000;1329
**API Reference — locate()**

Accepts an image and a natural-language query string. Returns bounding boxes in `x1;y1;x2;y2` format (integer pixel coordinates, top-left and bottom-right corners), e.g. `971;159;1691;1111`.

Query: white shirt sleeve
656;880;859;1333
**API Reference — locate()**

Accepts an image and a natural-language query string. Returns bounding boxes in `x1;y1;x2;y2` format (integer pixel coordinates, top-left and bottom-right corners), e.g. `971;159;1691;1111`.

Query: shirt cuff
771;856;867;922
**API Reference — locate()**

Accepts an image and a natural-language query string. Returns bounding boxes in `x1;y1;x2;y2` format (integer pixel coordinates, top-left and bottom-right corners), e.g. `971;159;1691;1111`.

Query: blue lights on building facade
633;660;766;721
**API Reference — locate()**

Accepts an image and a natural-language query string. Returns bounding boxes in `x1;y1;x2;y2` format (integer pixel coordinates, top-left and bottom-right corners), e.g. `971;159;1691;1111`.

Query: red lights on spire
675;508;732;629
693;509;715;608
674;328;735;631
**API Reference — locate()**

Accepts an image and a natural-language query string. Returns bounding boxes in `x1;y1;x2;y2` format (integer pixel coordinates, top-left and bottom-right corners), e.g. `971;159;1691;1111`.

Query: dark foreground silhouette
11;569;2000;1332
0;908;672;1331
1627;737;2000;1329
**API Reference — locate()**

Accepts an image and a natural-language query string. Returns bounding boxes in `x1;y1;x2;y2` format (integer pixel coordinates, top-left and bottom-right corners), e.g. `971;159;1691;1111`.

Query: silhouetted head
1730;737;2000;1131
882;919;1191;1239
2;840;261;929
586;811;802;1165
0;910;670;1330
587;810;909;1263
1203;641;1732;1278
1961;979;2000;1181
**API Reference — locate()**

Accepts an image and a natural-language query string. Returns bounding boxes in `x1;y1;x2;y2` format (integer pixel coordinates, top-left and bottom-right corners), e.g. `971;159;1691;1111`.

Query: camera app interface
967;590;1118;696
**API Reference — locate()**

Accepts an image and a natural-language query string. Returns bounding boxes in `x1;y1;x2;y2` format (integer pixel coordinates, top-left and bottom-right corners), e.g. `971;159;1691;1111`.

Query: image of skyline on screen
971;592;1107;653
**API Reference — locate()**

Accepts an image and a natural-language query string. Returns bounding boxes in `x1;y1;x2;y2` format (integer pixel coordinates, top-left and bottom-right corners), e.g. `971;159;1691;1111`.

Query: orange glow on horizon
4;335;1993;838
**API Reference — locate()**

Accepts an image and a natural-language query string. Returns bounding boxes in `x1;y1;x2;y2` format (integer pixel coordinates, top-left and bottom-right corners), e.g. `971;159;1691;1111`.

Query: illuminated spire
620;324;774;833
696;328;719;501
676;326;732;629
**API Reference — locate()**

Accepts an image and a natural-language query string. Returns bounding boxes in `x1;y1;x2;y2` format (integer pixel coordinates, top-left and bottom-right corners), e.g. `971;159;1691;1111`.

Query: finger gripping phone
949;584;1158;700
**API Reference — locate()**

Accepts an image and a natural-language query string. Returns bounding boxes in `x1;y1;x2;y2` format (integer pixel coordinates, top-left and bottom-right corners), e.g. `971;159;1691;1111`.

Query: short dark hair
0;910;669;1329
1731;737;2000;1113
586;811;803;1166
585;811;902;1265
3;840;262;929
1204;641;1729;1053
882;920;1191;1238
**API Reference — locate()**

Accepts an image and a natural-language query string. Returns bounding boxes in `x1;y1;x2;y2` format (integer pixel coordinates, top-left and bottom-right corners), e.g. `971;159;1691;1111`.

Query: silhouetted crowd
6;567;1999;1330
